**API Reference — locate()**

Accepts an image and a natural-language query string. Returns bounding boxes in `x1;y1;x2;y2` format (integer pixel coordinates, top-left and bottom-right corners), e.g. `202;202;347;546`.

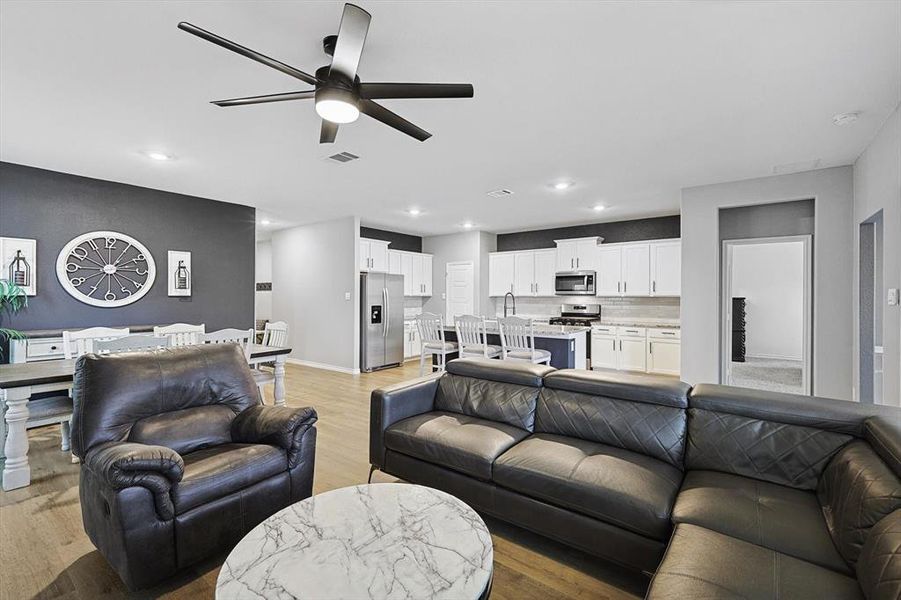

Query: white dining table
0;344;291;491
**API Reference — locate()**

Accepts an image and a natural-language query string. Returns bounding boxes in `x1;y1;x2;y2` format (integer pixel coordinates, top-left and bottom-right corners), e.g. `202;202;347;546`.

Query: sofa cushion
856;511;901;600
384;411;529;481
493;433;682;540
128;405;236;457
543;369;690;409
435;374;542;431
686;407;852;490
535;386;687;468
818;440;901;567
172;443;287;514
673;470;849;574
646;524;863;600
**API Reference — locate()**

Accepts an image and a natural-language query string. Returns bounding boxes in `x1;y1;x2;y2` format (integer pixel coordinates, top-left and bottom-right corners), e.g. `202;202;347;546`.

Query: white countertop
594;319;681;329
443;323;590;339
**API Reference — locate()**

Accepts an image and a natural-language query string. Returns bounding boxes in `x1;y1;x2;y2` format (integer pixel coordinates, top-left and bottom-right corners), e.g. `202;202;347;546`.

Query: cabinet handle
617;281;620;293
624;281;627;293
571;258;574;268
649;342;653;354
576;257;580;268
653;281;656;293
662;331;675;336
619;340;622;351
612;339;616;351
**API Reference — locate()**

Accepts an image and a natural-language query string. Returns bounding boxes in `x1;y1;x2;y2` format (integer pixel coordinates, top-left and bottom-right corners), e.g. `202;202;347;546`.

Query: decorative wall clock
56;231;156;307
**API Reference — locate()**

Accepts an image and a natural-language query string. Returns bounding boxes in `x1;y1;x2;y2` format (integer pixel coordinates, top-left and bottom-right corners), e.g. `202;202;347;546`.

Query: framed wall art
0;236;37;296
168;250;192;297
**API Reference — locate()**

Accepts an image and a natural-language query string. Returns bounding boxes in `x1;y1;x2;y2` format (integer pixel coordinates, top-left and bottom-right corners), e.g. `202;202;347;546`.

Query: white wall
853;105;900;406
254;240;272;321
422;231;496;319
731;242;804;360
271;216;360;373
681;167;853;400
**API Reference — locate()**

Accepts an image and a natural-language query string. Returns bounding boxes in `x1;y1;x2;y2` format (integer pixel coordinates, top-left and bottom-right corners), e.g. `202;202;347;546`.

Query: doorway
859;211;884;404
445;261;474;320
722;235;812;395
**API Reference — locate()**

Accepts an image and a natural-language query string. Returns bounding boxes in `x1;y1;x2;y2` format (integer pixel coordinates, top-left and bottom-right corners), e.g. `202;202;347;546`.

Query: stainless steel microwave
555;271;596;296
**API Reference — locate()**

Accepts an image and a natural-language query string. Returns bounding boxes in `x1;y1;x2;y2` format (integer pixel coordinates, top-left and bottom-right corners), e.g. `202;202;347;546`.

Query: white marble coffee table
216;483;494;600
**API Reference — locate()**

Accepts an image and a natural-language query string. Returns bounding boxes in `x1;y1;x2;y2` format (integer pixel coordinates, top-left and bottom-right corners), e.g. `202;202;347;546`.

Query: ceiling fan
178;3;473;143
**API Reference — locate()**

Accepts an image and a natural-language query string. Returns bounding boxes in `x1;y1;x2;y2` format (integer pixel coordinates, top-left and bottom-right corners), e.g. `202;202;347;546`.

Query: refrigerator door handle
383;287;389;337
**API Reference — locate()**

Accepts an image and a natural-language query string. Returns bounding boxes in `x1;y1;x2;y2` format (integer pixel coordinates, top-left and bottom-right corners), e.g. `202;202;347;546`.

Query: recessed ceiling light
260;219;271;226
144;151;174;161
832;112;860;126
592;204;605;212
407;208;421;216
462;222;474;229
553;181;572;190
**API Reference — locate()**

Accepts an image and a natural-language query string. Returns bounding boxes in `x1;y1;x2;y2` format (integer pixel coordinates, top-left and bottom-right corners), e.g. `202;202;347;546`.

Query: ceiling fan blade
178;22;319;86
359;100;431;141
212;90;316;107
328;4;371;83
320;120;339;143
358;83;474;100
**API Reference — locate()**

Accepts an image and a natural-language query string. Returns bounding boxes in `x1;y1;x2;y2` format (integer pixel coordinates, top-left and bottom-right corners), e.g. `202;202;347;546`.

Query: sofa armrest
369;373;441;469
231;405;318;468
83;441;184;520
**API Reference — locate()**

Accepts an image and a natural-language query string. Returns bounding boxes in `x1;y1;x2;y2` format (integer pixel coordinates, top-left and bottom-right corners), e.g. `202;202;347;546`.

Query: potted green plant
0;279;27;362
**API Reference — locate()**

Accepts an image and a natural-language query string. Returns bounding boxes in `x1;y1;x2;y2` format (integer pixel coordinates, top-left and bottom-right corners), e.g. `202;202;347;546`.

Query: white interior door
446;261;475;319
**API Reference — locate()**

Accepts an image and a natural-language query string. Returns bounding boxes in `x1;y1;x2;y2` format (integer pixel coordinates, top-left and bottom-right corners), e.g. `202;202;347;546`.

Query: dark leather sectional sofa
370;358;901;599
72;344;318;590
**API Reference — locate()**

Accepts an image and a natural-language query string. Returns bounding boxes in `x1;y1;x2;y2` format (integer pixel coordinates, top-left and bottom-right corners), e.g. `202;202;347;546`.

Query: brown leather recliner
71;343;317;590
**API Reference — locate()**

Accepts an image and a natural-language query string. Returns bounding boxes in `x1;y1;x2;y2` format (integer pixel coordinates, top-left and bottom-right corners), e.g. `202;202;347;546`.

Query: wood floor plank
1;361;646;599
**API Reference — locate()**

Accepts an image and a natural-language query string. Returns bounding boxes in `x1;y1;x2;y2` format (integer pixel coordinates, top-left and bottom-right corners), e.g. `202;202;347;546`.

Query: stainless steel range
549;303;602;327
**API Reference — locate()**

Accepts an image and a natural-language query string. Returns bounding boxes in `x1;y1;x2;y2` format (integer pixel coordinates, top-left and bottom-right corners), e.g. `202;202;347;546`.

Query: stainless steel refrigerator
360;272;404;372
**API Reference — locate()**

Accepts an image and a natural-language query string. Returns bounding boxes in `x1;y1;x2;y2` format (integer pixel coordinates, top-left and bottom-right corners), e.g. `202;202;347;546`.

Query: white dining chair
455;314;501;359
415;313;458;376
62;326;131;359
153;323;205;347
45;326;130;453
200;328;254;360
498;316;552;365
261;321;289;347
94;334;170;354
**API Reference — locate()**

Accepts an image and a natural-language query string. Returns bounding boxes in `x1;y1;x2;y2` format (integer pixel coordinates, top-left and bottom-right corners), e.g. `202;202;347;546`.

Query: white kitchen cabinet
618;328;648;371
650;240;681;296
596;246;622;296
622;244;650;296
555;237;601;271
404;321;423;359
388;250;403;276
648;339;681;375
533;249;556;296
514;252;535;296
591;329;618;370
489;252;516;296
420;254;433;296
388;250;433;296
360;238;390;272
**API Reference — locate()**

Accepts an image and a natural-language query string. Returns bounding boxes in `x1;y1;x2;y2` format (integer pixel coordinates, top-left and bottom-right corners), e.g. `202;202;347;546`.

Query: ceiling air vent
486;188;514;198
326;151;360;163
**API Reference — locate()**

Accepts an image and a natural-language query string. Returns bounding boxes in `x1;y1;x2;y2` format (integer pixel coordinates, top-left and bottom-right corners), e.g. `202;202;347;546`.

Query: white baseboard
286;358;361;375
744;353;803;362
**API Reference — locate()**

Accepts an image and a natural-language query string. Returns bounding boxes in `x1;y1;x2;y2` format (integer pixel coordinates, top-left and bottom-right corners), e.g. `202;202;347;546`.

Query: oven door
555;271;596;296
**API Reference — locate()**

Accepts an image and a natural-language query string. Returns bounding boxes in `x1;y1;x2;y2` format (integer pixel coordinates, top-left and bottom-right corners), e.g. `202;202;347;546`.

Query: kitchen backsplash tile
490;296;679;320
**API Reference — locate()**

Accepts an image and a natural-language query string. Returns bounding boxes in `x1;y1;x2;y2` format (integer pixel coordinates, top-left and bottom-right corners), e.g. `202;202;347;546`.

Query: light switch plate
888;288;899;306
345;292;351;301
441;293;446;300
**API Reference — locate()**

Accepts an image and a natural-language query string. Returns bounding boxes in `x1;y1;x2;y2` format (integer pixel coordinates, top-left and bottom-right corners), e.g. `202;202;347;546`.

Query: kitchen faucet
503;291;516;318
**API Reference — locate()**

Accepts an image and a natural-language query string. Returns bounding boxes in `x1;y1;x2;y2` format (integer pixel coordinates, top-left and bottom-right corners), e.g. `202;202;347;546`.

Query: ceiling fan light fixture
315;87;360;124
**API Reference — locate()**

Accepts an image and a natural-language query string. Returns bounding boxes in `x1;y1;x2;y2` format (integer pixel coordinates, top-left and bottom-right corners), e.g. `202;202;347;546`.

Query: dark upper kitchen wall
360;226;422;253
0;162;255;333
496;215;680;251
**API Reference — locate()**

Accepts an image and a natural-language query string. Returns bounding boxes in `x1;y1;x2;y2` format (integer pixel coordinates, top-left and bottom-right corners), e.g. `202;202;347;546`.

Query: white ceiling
1;1;899;236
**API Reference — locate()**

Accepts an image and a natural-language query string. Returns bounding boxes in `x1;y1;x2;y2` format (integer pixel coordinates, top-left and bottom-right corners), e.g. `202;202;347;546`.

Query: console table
0;344;290;491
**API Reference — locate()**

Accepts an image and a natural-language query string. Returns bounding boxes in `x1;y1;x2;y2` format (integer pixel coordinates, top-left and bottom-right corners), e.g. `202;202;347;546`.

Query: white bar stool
498;316;552;365
415;313;458;376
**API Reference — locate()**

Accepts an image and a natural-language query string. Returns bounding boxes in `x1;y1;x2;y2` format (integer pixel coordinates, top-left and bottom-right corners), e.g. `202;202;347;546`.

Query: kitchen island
441;323;590;369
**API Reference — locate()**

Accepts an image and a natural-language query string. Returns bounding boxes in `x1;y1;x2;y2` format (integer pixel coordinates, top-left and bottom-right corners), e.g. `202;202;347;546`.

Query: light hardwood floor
0;361;646;600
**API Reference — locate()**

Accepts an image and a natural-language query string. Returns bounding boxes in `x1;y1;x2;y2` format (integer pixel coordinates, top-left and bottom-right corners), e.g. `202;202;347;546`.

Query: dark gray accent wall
0;162;255;333
360;226;422;252
496;215;680;251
